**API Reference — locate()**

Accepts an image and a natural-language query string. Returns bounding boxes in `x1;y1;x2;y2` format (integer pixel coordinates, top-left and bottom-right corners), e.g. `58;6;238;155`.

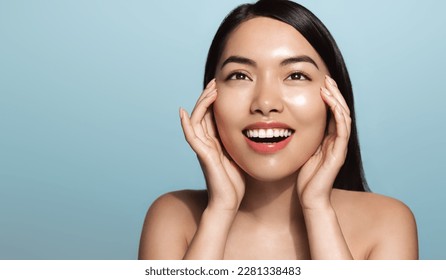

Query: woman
139;0;418;259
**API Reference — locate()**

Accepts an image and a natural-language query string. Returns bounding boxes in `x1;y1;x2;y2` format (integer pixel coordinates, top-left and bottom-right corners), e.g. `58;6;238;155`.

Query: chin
238;160;301;183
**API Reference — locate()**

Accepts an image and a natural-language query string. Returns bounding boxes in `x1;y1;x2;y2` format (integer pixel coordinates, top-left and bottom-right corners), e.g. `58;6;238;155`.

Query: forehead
220;17;325;69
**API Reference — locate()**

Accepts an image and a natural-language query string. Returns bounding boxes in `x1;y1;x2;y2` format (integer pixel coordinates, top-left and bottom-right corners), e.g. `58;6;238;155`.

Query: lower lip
245;134;294;154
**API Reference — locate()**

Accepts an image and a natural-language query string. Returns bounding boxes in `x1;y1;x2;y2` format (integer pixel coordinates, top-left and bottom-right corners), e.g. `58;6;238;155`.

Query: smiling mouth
243;128;295;143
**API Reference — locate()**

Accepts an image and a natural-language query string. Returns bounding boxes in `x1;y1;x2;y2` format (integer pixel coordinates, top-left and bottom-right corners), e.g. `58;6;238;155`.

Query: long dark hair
203;0;369;192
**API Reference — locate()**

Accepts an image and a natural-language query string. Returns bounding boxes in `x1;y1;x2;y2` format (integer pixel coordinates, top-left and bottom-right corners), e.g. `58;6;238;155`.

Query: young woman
139;0;418;260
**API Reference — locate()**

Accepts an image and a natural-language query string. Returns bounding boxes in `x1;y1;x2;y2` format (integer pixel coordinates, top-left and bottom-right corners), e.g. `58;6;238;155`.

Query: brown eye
235;73;247;80
287;72;309;81
227;72;251;81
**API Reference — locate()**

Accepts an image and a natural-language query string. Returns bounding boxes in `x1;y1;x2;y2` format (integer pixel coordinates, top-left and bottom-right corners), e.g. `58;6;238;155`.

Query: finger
190;90;218;140
191;88;217;123
314;144;323;156
325;75;350;116
321;82;351;139
187;79;216;140
322;84;351;139
203;107;223;154
179;107;209;156
321;88;349;154
179;108;201;146
321;87;340;135
194;79;216;110
200;114;213;142
198;79;217;137
333;103;349;140
321;86;348;117
332;103;349;157
203;107;218;139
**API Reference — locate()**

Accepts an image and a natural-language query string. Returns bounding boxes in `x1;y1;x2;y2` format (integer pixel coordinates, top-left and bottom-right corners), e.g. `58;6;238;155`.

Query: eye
226;72;251;81
286;72;310;81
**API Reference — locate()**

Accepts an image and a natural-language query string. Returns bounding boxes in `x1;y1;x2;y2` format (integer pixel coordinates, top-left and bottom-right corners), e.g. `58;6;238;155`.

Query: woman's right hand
180;79;245;214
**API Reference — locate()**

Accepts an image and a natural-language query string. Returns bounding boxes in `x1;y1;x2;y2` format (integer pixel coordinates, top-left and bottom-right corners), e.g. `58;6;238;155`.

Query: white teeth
246;128;293;138
266;129;273;138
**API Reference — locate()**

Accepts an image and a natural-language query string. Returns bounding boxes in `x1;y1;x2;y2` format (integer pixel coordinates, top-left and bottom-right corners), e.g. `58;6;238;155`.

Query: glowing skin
139;15;418;261
176;17;354;259
214;17;329;182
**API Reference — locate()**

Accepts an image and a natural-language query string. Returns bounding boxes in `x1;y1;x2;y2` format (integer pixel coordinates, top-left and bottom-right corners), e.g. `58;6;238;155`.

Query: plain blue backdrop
1;0;445;259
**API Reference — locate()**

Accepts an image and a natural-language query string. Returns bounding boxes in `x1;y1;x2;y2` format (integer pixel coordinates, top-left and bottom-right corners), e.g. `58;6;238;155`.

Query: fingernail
206;79;216;89
179;107;184;119
326;75;337;87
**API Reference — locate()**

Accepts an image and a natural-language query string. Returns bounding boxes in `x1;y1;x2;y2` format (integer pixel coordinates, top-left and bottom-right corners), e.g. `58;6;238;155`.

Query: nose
250;79;284;116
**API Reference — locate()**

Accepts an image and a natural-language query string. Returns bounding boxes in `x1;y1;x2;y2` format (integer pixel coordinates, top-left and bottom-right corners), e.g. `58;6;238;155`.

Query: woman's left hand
297;75;351;210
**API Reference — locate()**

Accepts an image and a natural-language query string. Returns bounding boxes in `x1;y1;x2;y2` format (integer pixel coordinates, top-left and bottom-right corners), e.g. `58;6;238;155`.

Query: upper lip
243;122;294;131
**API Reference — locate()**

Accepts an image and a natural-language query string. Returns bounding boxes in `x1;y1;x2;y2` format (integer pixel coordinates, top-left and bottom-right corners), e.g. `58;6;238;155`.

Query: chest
222;220;311;260
220;213;370;260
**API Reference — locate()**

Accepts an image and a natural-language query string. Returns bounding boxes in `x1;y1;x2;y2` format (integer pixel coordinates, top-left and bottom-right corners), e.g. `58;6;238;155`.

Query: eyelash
286;71;311;81
226;72;251;81
225;71;311;81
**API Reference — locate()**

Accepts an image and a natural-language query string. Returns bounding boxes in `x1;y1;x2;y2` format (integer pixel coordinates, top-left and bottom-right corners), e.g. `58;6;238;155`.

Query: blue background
1;0;444;259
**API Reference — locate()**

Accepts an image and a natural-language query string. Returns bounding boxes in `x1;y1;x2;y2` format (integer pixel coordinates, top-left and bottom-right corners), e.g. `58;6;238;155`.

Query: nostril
252;108;280;115
250;93;284;115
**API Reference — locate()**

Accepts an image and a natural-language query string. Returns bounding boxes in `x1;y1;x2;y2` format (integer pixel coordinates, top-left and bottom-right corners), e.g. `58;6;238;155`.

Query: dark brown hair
204;0;369;192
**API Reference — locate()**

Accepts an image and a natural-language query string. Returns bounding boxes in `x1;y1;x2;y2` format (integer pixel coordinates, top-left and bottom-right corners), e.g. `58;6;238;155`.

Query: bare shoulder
147;189;207;221
332;188;414;219
331;189;418;259
139;189;207;259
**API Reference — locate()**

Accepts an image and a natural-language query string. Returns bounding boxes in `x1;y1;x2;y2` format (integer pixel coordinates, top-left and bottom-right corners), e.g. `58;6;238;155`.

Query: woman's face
214;17;330;182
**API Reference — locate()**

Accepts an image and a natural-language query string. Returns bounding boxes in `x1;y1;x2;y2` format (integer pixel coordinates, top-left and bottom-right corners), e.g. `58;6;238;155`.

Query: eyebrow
220;56;256;69
280;55;319;69
220;55;319;70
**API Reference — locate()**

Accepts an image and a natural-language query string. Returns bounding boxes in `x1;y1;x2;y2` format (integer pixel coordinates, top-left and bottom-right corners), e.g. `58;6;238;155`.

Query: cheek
212;88;245;145
213;83;253;125
284;88;327;126
213;88;235;130
283;90;327;168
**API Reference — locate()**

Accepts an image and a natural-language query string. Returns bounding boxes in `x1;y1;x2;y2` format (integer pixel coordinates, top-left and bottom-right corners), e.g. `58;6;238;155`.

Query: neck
239;172;304;227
